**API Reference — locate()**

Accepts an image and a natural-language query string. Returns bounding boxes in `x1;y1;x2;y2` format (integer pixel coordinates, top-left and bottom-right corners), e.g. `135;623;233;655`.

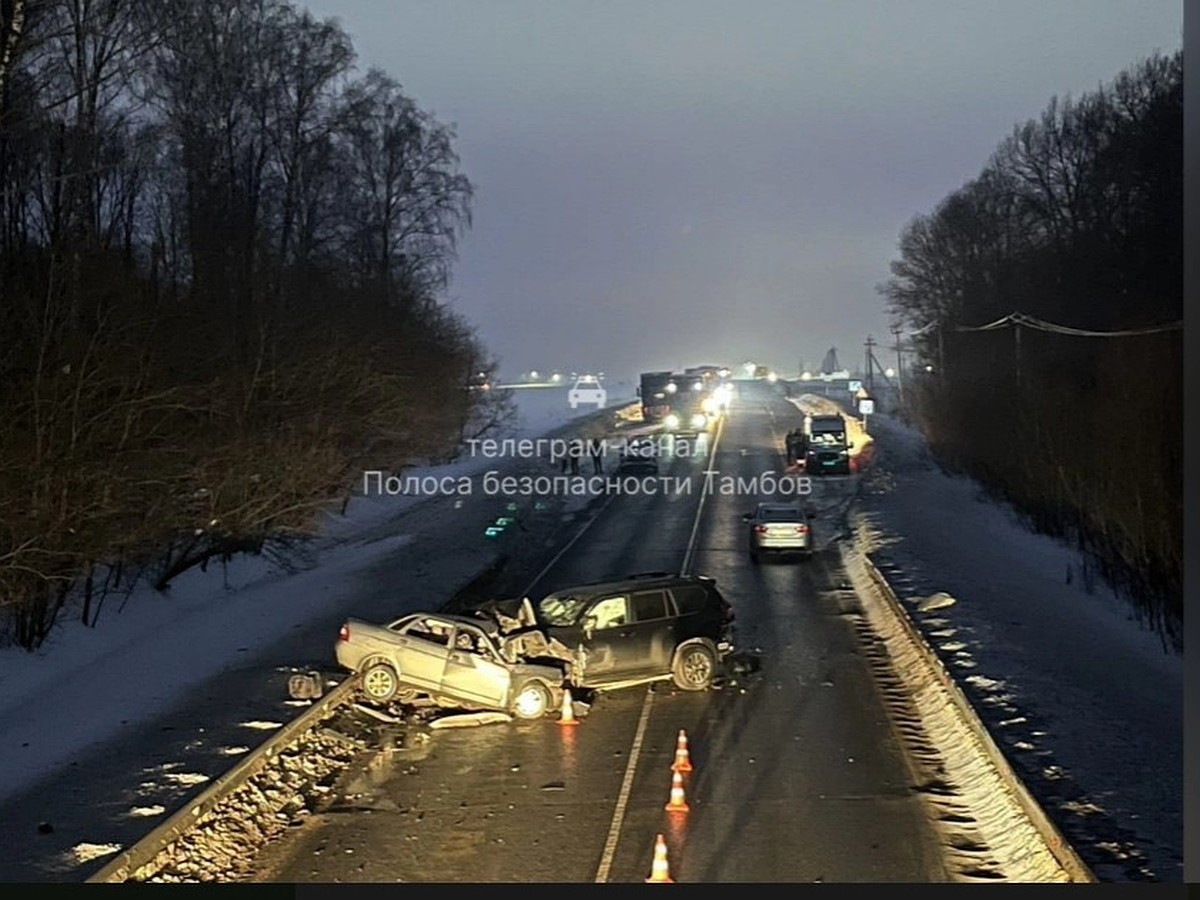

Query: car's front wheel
672;643;717;691
361;661;400;703
510;680;553;719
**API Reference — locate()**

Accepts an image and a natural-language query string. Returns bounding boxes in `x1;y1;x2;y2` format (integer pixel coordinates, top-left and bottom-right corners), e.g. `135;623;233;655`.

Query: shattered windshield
537;594;588;626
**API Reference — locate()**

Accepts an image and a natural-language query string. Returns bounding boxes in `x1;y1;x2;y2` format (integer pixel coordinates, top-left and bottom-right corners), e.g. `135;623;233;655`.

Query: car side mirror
807;511;816;519
741;512;753;521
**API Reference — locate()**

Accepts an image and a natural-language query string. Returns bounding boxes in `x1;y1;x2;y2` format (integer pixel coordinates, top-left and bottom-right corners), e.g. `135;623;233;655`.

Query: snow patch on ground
853;411;1183;882
162;772;210;787
127;805;165;818
0;389;617;810
69;842;121;864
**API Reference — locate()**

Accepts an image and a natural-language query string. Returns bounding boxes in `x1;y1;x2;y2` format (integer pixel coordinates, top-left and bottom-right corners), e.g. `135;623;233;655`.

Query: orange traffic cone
645;833;674;883
671;729;693;773
558;688;579;726
664;769;690;812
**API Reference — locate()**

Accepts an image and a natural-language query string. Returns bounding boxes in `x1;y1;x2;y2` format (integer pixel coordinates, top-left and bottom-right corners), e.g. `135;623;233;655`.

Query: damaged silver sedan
335;611;570;720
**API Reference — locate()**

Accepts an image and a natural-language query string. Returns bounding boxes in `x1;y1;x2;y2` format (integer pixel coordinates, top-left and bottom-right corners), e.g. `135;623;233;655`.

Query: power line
908;312;1180;338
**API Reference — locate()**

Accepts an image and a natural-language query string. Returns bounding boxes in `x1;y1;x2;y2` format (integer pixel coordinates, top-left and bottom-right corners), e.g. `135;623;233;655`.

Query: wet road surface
249;381;951;883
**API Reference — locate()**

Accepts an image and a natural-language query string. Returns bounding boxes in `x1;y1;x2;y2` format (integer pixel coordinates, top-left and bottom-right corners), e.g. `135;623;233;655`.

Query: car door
395;616;453;689
625;589;676;676
574;594;631;683
441;624;510;708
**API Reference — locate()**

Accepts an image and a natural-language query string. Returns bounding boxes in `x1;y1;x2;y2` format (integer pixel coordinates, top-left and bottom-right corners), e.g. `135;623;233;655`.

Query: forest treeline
879;50;1182;648
0;0;511;649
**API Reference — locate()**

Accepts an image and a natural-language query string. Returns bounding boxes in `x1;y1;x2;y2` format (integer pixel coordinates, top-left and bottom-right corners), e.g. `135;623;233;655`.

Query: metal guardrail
846;543;1098;883
85;675;361;883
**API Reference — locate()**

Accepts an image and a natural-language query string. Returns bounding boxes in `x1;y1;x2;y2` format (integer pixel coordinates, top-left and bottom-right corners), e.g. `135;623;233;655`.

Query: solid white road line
593;687;656;883
519;493;618;597
681;413;726;575
593;411;728;882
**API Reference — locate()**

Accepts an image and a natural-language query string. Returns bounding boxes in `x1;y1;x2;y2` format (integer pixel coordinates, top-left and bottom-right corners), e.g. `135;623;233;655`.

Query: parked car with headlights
742;502;815;563
336;611;567;719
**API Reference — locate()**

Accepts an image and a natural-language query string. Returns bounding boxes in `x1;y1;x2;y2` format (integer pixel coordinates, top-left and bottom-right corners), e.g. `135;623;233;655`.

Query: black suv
532;572;735;692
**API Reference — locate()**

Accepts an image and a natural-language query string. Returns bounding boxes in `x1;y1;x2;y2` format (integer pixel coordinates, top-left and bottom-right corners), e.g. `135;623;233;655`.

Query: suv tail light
338;623;350;642
753;524;768;534
722;604;735;622
794;524;808;534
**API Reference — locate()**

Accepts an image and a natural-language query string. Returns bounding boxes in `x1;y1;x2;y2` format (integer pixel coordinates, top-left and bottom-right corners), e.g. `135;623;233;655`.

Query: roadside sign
859;399;875;415
848;380;862;393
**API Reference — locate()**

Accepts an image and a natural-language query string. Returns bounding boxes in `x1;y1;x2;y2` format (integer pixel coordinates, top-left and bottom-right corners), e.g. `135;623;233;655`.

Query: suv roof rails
628;571;674;579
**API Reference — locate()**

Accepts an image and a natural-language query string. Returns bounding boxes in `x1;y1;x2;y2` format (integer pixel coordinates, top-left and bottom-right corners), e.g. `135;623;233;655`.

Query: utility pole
1013;322;1022;388
864;335;875;391
891;325;903;408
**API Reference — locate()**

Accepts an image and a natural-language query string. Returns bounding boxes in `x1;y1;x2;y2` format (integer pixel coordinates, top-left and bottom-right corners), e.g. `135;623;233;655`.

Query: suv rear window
631;589;670;622
671;584;711;615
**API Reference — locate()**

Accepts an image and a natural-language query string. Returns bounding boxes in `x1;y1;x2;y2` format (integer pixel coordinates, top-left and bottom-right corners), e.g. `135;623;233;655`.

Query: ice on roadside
127;805;165;818
917;591;957;612
70;842;121;864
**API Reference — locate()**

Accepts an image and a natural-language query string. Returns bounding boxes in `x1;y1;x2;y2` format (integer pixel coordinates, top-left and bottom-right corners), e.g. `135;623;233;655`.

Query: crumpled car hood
475;598;577;667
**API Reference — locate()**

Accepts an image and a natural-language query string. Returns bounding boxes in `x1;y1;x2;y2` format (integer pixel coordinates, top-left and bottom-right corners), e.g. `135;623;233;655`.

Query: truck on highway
638;371;675;423
662;373;714;436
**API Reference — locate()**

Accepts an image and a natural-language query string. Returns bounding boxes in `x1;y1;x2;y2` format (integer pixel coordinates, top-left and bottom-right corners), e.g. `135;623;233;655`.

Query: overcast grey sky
299;0;1181;381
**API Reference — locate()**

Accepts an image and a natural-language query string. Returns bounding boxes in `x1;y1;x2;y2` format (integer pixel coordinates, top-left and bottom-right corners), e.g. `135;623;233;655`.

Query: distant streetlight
530;370;539;379
885;367;895;378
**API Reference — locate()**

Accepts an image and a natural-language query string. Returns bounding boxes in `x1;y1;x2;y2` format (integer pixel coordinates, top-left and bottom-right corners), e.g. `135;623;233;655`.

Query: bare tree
877;50;1182;644
338;68;473;316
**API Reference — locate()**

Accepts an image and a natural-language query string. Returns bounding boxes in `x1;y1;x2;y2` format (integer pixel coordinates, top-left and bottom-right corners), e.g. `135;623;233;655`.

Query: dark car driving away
529;573;736;692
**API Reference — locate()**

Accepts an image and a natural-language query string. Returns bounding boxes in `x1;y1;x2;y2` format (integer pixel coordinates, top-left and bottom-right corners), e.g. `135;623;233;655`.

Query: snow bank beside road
0;389;628;811
851;412;1182;882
